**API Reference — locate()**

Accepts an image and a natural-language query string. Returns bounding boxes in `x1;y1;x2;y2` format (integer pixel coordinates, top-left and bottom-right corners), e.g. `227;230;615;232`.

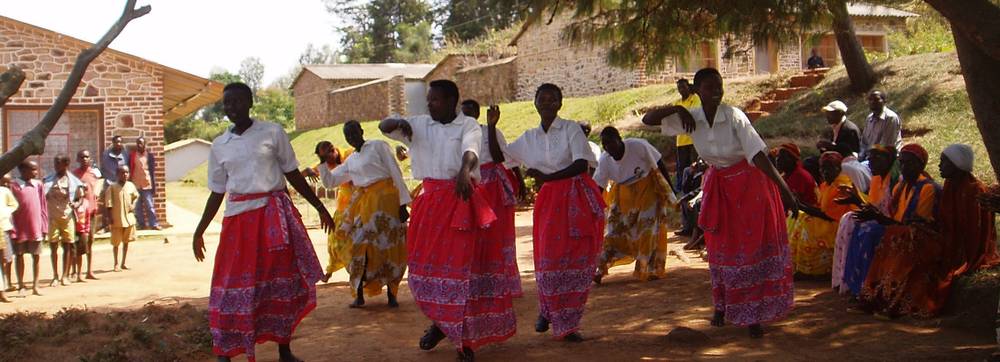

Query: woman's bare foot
31;288;41;296
86;273;97;280
387;291;399;308
563;332;584;342
349;296;365;308
0;293;9;303
113;266;121;272
59;279;68;286
321;273;332;283
278;343;302;362
120;265;129;270
711;310;725;327
48;279;59;287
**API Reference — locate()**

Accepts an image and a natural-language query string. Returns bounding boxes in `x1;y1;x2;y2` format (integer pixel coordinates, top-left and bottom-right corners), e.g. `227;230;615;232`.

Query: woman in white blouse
318;120;411;309
592;126;675;284
380;80;514;362
192;82;332;362
504;83;606;343
642;68;798;339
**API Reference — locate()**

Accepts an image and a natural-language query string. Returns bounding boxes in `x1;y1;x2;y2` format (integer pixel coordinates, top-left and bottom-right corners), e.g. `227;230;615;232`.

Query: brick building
0;16;223;224
290;63;434;130
454;3;916;101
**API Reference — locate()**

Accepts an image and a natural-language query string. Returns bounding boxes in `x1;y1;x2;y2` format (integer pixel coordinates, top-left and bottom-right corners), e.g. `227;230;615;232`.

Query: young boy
0;175;18;302
11;161;47;296
44;154;84;286
72;149;102;280
104;165;138;272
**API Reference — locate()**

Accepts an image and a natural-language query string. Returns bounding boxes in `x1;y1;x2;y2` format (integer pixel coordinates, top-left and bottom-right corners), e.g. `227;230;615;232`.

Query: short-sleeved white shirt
659;105;767;168
479;125;509;165
593;138;662;189
386;114;481;181
506;117;597;174
207;120;299;216
319;140;412;206
587;141;602;169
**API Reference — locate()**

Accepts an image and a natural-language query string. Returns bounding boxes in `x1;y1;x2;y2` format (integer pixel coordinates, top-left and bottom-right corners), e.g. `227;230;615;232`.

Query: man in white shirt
380;80;514;361
593;126;675;284
319;120;410;309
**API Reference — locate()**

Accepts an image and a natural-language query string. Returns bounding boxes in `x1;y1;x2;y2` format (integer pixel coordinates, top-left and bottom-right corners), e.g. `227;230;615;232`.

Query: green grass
754;52;995;183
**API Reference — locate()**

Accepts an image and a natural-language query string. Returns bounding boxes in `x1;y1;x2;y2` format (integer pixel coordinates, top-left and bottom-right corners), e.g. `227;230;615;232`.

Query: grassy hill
180;52;993;186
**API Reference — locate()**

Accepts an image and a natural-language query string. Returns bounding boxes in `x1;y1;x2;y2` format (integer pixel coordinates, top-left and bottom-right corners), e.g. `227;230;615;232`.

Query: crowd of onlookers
0;136;161;302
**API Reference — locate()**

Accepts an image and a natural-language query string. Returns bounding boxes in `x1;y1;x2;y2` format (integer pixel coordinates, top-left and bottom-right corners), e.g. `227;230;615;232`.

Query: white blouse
659;105;767;168
386;114;481;181
207;120;299;216
479;125;511;165
506;117;596;174
319;140;411;206
588;141;602;169
593;138;662;189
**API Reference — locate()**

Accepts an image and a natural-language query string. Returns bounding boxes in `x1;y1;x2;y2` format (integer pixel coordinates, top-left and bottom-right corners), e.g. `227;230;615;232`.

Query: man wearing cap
816;100;860;157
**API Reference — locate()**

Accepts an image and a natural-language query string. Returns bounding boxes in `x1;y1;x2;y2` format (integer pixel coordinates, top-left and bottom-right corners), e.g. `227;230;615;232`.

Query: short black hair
693;68;722;89
870;90;887;101
53;153;71;164
461;99;480;109
224;82;254;99
600;126;621;141
17;161;33;170
676;78;689;85
429;80;460;104
314;141;333;154
135;136;145;143
343;120;362;131
535;83;563;101
112;135;123;142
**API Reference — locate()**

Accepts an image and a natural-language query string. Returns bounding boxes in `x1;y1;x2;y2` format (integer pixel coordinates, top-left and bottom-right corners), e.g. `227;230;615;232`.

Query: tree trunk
828;0;877;92
0;0;149;176
952;27;1000;182
0;66;26;107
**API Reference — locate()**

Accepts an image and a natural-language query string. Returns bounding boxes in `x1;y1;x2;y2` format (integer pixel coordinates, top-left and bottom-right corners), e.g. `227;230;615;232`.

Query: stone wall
455;57;517;104
424;54;490;82
0;19;168;223
719;37;755;78
778;37;803;72
314;76;406;128
512;14;638;100
292;70;331;130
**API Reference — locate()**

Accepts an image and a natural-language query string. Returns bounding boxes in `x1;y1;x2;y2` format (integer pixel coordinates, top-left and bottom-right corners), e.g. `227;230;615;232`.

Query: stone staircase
745;67;830;122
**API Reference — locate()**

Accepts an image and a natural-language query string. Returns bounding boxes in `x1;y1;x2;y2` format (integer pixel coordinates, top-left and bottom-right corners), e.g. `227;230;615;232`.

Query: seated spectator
807;49;825;69
788;152;858;278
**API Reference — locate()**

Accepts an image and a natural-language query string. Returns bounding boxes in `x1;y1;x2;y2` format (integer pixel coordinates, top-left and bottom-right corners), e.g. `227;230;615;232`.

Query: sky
4;0;342;86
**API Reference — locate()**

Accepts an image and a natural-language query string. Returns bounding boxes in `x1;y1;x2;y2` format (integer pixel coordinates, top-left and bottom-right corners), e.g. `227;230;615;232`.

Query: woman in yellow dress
789;151;857;277
306;141;355;282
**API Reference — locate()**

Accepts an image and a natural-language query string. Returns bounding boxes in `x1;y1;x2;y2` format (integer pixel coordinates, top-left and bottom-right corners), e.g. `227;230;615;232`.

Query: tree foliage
201;70;242;122
328;0;435;63
441;0;527;41
238;56;265;92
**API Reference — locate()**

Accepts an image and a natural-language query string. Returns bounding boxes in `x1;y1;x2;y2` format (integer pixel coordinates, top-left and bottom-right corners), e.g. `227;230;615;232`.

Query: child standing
44;154;84;286
72;149;102;280
11;161;47;296
104;165;138;272
0;175;18;302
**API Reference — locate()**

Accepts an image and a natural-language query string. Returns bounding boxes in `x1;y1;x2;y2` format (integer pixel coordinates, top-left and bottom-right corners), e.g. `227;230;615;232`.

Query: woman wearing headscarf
857;143;945;317
833;145;899;295
771;143;818;207
788;151;857;277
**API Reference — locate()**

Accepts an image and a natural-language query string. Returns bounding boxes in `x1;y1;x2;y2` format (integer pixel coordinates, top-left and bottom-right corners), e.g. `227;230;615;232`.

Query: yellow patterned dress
598;172;674;281
337;178;407;297
325;148;355;275
788;173;856;276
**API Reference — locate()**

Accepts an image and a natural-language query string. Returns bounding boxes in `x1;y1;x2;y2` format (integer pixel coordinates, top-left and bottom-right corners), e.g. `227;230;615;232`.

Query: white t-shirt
593;138;662;189
659;105;767;168
588;141;602;169
207;120;299;216
386;115;481;181
319;140;412;206
507;117;596;174
841;156;872;194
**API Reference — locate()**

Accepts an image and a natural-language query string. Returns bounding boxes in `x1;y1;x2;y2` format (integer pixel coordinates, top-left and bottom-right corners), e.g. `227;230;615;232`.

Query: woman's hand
455;170;473;201
193;233;206;262
780;189;799;218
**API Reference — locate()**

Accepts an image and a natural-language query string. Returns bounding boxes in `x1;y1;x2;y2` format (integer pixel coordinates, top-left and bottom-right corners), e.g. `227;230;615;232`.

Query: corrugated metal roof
847;3;919;18
304;63;435;81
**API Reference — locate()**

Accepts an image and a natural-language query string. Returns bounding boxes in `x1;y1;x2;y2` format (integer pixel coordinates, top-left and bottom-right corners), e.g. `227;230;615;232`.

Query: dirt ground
0;210;995;361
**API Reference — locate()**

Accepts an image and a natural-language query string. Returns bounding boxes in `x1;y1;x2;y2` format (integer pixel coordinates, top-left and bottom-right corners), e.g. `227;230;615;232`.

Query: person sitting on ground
860;90;903;160
593;126;674;283
104;165;139;272
788;151;858;279
861;144;1000;318
807;48;825;69
43;154;84;286
0;175;18;302
816;100;861;157
10;161;46;296
834;145;899;296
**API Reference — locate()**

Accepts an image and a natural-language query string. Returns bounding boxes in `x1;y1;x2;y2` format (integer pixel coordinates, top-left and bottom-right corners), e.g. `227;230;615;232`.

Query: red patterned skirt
533;174;606;337
209;191;324;361
407;178;516;351
480;162;523;297
699;160;793;326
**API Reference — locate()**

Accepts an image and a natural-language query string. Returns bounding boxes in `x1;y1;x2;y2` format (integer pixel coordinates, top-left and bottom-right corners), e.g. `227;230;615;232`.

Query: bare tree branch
0;65;26;107
0;0;150;176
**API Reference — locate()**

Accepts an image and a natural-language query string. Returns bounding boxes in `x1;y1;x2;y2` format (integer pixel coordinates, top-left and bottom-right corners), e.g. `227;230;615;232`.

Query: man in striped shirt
860;90;903;160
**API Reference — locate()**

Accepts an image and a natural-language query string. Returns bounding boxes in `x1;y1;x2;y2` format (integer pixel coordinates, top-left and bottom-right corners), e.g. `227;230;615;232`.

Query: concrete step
759;100;784;113
790;74;823;88
804;67;831;75
746;110;769;122
771;87;810;101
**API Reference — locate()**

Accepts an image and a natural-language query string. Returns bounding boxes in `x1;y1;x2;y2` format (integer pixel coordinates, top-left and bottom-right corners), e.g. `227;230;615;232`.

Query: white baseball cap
822;100;848;113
